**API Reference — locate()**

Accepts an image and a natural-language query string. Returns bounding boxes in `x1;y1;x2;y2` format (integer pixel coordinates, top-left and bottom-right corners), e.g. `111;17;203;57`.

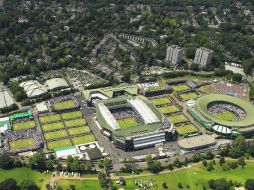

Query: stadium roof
45;78;69;90
178;135;216;150
82;85;138;101
19;80;47;98
0;88;14;109
128;98;160;124
196;94;254;128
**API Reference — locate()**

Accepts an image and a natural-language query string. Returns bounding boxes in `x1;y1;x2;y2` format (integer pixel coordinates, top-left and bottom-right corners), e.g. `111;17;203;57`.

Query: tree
162;182;168;189
0;178;19;190
208;178;233;190
206;162;214;171
238;157;246;168
245;179;254;190
219;157;225;166
242;59;254;75
20;179;39;190
28;152;46;171
178;182;183;189
0;154;14;169
203;160;208;167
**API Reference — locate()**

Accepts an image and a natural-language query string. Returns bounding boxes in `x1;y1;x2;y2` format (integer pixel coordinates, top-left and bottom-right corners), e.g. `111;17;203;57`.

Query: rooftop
45;78;69;90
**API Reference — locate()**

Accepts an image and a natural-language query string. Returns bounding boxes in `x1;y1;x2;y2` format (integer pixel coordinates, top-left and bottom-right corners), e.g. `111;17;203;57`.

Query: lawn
212;111;238;121
71;134;96;145
9;138;34;150
61;111;82;120
56;179;101;190
180;92;198;101
12;121;36;131
176;124;199;135
167;114;189;124
117;117;138;129
44;130;68;140
117;162;254;190
68;126;90;135
150;97;171;106
159;105;180;114
41;122;64;132
47;139;72;150
53;100;75;111
39;114;61;123
171;84;190;92
0;167;51;190
64;118;87;128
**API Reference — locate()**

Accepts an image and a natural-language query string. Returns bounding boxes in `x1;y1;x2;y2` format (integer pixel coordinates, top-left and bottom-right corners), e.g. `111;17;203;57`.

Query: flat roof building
166;45;184;65
178;135;216;150
194;47;213;67
36;102;49;113
45;78;69;91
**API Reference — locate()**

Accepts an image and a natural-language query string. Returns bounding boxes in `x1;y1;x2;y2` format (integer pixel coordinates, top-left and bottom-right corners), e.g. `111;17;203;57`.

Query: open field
176;124;199;135
57;179;101;190
68;126;90;135
64;118;87;128
171;84;190;92
117;117;138;129
12;121;36;131
9;138;34;150
212;111;238;121
41;122;64;132
61;111;82;120
39;114;61;123
47;139;72;150
53;100;75;111
44;130;68;140
159;105;180;114
71;134;96;145
150;97;171;106
167;114;189;124
0;168;51;190
180;92;198;101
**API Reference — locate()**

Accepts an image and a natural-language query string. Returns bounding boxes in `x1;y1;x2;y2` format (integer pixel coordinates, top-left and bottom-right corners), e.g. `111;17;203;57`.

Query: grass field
53;100;75;111
150;97;171;106
12;121;36;131
176;124;199;135
47;139;72;150
117;117;138;129
9;138;34;150
180;92;198;101
41;122;64;132
167;114;189;124
159;105;180;114
64;118;87;128
56;179;101;190
61;111;83;120
44;130;68;140
0;168;51;190
39;114;61;123
71;134;96;145
212;111;238;121
68;126;90;135
172;84;190;92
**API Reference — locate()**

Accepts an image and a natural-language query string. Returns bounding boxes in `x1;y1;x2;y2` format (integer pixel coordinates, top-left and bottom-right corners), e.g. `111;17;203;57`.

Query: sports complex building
95;96;175;150
188;94;254;137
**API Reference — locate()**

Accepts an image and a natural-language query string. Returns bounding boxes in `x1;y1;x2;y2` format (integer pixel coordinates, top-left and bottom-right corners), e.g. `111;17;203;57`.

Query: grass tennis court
39;114;61;123
171;84;190;92
180;92;198;101
212;111;238;121
151;97;171;106
72;134;96;145
159;105;180;114
12;121;36;131
68;126;90;135
167;114;189;124
47;139;72;150
53;100;75;111
61;111;82;120
9;138;34;150
64;118;87;128
176;124;199;135
44;130;68;140
117;117;138;129
41;122;64;132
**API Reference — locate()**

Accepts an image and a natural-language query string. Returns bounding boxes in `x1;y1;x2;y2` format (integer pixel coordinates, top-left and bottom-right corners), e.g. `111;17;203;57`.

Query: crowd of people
213;81;247;98
111;107;137;120
208;102;246;120
3;129;44;153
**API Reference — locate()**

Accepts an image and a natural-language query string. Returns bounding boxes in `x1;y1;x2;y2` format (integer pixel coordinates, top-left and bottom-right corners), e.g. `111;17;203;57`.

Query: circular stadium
196;94;254;128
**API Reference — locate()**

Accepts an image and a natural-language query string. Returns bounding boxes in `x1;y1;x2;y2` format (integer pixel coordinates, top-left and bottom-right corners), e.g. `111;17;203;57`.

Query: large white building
194;47;213;67
166;45;184;65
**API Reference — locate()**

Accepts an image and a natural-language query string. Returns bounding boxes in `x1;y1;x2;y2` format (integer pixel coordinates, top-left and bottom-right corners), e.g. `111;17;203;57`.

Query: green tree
0;154;14;169
20;179;39;190
28;152;46;171
0;178;19;190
